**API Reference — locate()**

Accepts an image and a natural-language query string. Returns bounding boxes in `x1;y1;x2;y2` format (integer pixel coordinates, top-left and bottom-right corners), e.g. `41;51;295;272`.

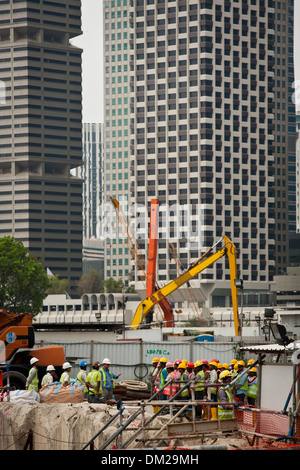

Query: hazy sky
72;0;300;123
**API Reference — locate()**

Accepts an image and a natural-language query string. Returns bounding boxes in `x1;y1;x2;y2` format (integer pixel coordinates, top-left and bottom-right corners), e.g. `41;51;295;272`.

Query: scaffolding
81;375;300;451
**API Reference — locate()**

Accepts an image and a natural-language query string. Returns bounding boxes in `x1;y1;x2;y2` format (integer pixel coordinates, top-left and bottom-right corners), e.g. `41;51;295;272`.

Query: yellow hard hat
152;357;159;363
250;367;257;373
231;359;237;365
181;359;188;366
219;370;232;380
178;362;186;369
222;363;230;370
160;357;167;363
217;363;222;369
234;363;239;371
194;360;202;368
237;360;245;367
247;359;255;365
210;361;218;368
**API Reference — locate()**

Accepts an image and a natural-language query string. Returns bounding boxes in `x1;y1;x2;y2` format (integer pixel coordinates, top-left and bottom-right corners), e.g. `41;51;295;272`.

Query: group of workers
25;356;122;404
148;357;258;420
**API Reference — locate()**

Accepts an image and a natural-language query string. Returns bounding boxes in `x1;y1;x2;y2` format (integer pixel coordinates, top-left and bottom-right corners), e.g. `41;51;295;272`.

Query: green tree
77;269;103;296
47;275;69;295
103;277;123;293
0;236;50;315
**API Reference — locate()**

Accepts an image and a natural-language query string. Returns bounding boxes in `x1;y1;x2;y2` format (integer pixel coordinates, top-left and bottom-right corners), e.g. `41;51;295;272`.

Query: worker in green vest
177;362;189;400
217;370;235;420
99;358;122;402
60;362;72;387
77;360;89;399
246;367;258;406
26;357;39;392
86;361;102;403
193;360;205;420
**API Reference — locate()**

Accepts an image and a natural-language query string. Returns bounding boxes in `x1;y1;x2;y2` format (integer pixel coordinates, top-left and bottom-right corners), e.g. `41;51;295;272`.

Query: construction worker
99;357;122;402
148;357;160;395
60;362;72;387
77;360;89;399
193;360;205;420
177;362;189;400
87;361;103;403
208;361;218;404
162;361;178;399
230;359;237;372
246;367;258;406
157;357;168;400
217;370;235;420
41;365;55;387
26;357;39;392
234;360;248;404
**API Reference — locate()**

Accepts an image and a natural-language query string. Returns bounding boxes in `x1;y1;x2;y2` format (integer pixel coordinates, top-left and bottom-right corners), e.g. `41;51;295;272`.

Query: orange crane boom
145;200;174;327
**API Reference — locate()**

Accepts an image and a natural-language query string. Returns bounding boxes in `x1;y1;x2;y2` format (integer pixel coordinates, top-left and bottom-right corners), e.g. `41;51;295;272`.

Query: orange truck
0;308;65;389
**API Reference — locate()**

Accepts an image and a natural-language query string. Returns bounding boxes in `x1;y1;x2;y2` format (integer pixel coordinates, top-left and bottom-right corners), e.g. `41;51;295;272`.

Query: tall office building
0;1;83;295
103;0;131;285
77;122;104;239
103;0;296;311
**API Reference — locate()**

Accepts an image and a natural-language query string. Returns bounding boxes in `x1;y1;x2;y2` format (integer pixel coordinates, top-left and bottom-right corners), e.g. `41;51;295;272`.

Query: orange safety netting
235;406;300;448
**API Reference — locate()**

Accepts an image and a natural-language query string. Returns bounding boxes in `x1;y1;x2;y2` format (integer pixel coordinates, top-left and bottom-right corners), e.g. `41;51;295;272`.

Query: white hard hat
102;358;111;364
46;365;55;372
30;357;39;365
63;362;72;370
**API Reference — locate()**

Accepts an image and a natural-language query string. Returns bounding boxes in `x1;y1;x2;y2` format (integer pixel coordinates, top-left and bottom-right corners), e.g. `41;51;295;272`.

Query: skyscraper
0;1;83;294
78;122;104;239
103;0;296;312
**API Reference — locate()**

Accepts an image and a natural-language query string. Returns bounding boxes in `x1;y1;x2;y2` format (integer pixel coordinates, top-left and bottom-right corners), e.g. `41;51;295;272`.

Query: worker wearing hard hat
86;361;102;403
148;357;160;395
217;370;234;420
163;361;179;399
157;357;168;400
246;367;258;406
77;360;89;399
234;360;248;405
60;362;72;387
41;365;56;387
177;362;189;400
99;358;122;402
193;361;205;420
208;361;218;404
26;357;39;392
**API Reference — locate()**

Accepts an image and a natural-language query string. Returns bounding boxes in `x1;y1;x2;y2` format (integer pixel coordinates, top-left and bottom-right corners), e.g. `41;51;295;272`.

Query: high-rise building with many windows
0;0;83;295
103;0;296;312
77;122;104;239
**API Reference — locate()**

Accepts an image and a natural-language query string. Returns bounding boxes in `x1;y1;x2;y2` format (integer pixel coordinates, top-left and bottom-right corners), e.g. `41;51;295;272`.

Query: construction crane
110;197;173;326
110;197;146;282
130;235;242;337
145;199;174;327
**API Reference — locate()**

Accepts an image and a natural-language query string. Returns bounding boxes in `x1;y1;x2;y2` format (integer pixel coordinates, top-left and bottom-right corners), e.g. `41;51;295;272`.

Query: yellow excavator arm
131;235;241;336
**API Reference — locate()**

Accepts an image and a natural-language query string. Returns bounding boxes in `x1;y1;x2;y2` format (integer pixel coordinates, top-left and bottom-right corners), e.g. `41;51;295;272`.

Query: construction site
1;199;300;452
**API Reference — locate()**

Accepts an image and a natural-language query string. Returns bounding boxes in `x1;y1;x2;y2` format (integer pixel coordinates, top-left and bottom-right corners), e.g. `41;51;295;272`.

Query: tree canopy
0;236;50;315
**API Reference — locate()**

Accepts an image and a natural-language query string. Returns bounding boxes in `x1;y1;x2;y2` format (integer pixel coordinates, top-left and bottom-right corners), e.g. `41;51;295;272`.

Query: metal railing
81;377;237;450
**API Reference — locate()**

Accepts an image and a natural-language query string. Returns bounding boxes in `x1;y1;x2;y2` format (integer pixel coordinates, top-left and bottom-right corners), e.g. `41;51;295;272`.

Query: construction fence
39;339;238;381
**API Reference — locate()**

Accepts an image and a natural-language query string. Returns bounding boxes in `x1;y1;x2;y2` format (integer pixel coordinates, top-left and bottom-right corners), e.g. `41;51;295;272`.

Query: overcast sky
72;0;300;123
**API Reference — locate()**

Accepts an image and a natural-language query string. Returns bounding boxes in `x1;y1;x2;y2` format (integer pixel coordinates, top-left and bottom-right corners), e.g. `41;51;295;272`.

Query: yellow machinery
131;235;242;336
